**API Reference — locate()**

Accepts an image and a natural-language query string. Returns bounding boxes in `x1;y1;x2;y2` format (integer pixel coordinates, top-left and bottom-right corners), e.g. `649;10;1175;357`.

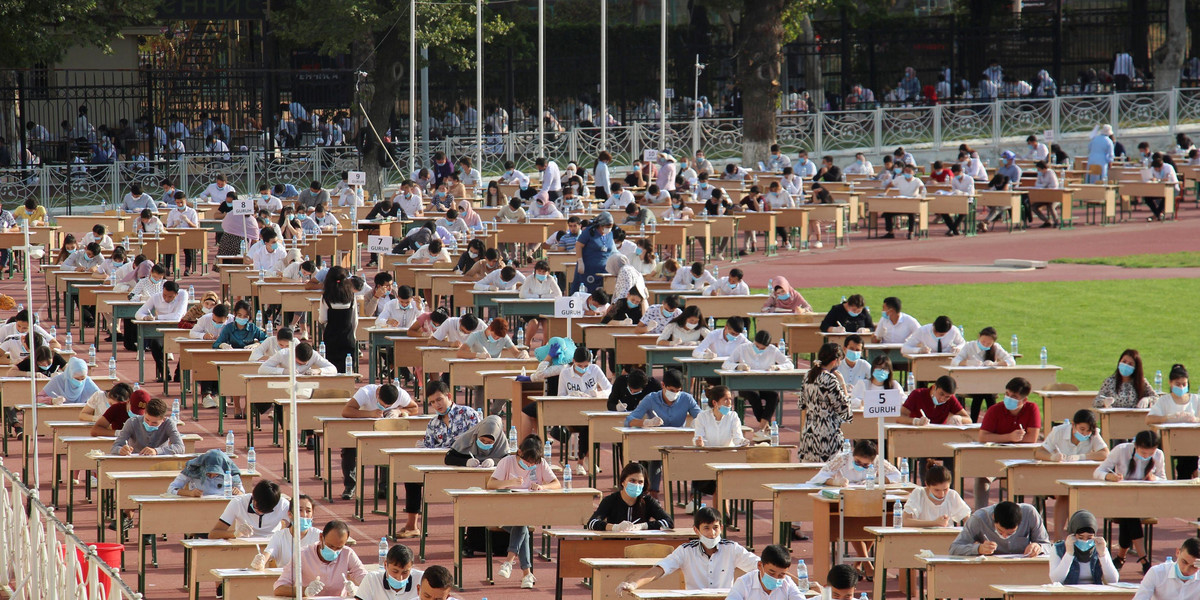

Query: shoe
1112;554;1125;570
944;231;955;236
376;487;388;500
906;232;912;240
498;559;515;579
881;232;895;239
683;501;696;515
341;487;354;500
397;528;420;538
813;241;823;249
1039;222;1053;228
1139;556;1151;575
573;464;587;477
202;394;218;409
752;430;771;444
520;573;536;589
791;527;810;541
216;583;223;599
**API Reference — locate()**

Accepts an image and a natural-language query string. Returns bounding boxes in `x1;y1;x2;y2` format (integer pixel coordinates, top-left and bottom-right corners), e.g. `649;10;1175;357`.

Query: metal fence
0;458;140;600
8;88;1200;213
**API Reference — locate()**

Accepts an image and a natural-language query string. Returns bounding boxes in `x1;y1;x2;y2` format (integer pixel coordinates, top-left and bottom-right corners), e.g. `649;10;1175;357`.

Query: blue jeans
505;526;532;570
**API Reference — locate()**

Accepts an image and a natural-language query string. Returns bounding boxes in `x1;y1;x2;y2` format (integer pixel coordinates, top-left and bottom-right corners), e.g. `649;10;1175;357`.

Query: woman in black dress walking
319;266;358;373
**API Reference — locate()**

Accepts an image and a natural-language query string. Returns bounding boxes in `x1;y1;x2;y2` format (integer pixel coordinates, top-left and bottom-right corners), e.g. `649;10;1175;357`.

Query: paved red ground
5;199;1197;599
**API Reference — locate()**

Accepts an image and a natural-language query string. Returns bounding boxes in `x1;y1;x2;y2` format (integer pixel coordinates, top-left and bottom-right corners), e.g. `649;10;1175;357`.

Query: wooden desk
941;365;1061;394
1152;423;1200;478
131;495;231;593
865;526;960;600
581;557;681;600
1038;390;1099;436
412;465;495;560
1097;408;1150;441
318;417;428;501
1062;479;1200;520
351;430;424;518
658;446;786;518
546;528;694;598
586;411;631;487
992;584;1136;600
1118;180;1175;220
947;442;1039;492
182;537;271;600
384;448;452;538
906;353;958;383
682;295;773;320
710;461;819;547
616;427;697;463
211;568;282;600
917;554;1050;599
810;488;909;585
863;196;930;238
1026;187;1075;227
884;423;979;463
1002;459;1102;499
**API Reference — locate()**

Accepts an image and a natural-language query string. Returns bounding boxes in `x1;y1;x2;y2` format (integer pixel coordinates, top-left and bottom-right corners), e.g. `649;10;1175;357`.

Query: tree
1152;0;1186;91
274;0;511;200
0;0;157;68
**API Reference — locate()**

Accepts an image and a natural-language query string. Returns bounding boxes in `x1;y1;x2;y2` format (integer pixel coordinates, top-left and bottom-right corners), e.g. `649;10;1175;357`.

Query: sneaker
341;487;354;500
498;559;515;579
520;573;537;588
216;583;223;599
573;464;587;477
683;501;696;515
813;241;823;249
201;394;218;409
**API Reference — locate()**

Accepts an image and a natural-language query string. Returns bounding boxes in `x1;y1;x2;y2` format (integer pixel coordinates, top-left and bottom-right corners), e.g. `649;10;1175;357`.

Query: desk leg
420;500;429;561
454;526;464;589
324;448;332;502
137;325;145;384
138;525;147;593
111;316;118;361
873;537;887;600
812;502;833;588
52;454;61;507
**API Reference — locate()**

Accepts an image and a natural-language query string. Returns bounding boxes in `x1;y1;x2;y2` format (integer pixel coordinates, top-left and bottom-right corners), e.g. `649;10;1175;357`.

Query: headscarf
606;253;630;275
181;291;221;324
762;276;811;312
281;248;303;268
457;199;482;229
449;415;508;462
45;357;101;404
179;448;244;490
535;336;577;366
1068;510;1097;535
123;259;155;284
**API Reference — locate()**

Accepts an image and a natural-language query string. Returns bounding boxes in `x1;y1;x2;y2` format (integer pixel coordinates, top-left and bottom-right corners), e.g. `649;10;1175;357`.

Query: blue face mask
386;575;409;590
1173;384;1189;396
1118;362;1135;377
319;544;340;561
535;273;548;282
1176;562;1195;581
1073;430;1091;443
127;409;136;419
634;247;643;256
718;406;731;416
142;419;159;432
760;573;783;591
851;461;868;472
977;340;992;352
520;459;538;471
298;517;313;531
235;317;249;327
872;369;890;382
777;293;790;302
845;349;861;362
903;173;914;180
574;365;588;375
1074;538;1095;552
847;309;861;318
627;298;640;308
1003;395;1021;411
1134;451;1153;462
753;345;766;354
624;482;644;497
476;439;494;452
931;393;946;407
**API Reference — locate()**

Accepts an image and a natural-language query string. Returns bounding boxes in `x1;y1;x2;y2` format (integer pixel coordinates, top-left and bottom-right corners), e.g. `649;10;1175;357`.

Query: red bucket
60;542;123;597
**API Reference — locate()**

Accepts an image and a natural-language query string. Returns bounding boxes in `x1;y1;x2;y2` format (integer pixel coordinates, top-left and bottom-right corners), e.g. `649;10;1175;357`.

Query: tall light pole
408;0;417;174
599;0;607;151
476;0;484;174
537;0;545;157
692;54;705;156
659;0;667;152
19;221;43;495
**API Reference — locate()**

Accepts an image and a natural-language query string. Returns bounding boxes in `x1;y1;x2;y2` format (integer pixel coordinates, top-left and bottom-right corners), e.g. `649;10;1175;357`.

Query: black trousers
883;213;915;234
969;394;995;422
941;214;964;234
146;339;179;379
742;391;779;424
341;448;388;493
1117;517;1144;548
1144;196;1166;219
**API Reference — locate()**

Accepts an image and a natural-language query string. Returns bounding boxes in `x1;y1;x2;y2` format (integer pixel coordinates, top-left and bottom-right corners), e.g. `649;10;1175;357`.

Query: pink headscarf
762;276;811;312
457;199;482;229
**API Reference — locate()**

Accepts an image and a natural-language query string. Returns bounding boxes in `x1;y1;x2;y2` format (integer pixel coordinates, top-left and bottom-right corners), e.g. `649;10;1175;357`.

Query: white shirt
1133;561;1200;600
950;340;1015;366
392;192;424;218
248;241;288;273
460;167;481;190
519;274;562;299
431;316;485;344
557;364;612;397
671;269;718;292
352;384;415;412
406;246;451;265
722;344;793;372
355;569;424;600
135;290;189;321
1024;143;1050;161
258;348;337;375
500;169;530;189
1148;393;1200;421
540;161;562;192
1093;443;1166;480
762;191;793;210
81;232;115;252
189;314;228;339
837;357;872;390
949;174;976;195
780;174;803;197
843;160;874;176
593;161;611;192
902;324;966;355
165;205;199;228
692;409;746;447
255;194;283;213
474;269;526;290
706;277;750;297
692;331;750;359
603;188;636;210
264;526;320;568
875;312;921;344
1035;169;1060;189
655;539;760;589
0;323;50;342
903;486;972;524
218;493;291;537
793;160;817;179
726;569;806;600
808;451;902;485
1041;421;1108;458
375;298;424;329
0;337;30;363
199;183;236;203
890;175;926;197
250;337;287;362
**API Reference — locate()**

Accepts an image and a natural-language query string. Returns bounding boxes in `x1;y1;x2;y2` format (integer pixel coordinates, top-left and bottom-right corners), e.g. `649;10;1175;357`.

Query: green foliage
0;0;158;68
1051;252;1200;269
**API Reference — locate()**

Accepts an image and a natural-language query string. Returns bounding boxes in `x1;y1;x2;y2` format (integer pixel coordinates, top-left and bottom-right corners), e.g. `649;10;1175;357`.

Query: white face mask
664;390;679;402
698;533;720;549
684;322;698;330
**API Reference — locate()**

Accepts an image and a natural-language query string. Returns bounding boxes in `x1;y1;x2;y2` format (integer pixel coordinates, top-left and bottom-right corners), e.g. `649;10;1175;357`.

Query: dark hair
499;265;517;281
233;300;252;316
1005;376;1032;398
760;544;791;568
753;330;772;347
661;294;682;311
1071;409;1098;433
421;565;453;589
145;398;168;417
870;354;894;388
1170;362;1189;382
827;564;859;590
845;294;864;308
934;375;956;395
843;334;863;348
386;543;413;566
294;341;314;362
163;281;179;293
668;305;703;328
252;480;283;513
705;385;731;406
807;343;844;384
517;434;544;462
425;380;450;398
277;327;294;341
1114;349;1150;398
1129;430;1160;479
107;382;133;403
573;346;592;364
627;369;648;390
882;296;900;312
619;462;648;494
86;242;102;255
978;326;998;362
459;313;480;331
993;501;1023;529
662;368;683;389
150;264;167;276
1182;537;1200;559
924;464;952;486
932;316;953;335
322;266;354;305
693;506;721;527
852;439;878;459
726;316;745;334
379;384;400;406
322;519;350;536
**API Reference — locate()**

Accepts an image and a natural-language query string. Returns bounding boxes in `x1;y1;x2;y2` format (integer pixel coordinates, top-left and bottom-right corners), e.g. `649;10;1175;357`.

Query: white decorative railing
0;458;141;600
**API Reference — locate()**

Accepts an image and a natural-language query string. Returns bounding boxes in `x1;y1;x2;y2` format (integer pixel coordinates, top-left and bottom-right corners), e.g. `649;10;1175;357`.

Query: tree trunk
359;34;408;202
802;15;824;111
737;0;785;166
1152;0;1186;91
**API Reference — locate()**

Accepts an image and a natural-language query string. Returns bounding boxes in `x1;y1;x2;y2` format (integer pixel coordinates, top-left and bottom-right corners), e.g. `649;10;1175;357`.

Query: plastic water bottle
65;331;73;348
239;239;247;255
49;325;57;340
1010;334;1019;355
265;320;274;336
707;316;715;330
223;471;232;497
1155;370;1163;393
796;559;808;592
247;446;257;474
225;430;235;456
188;285;195;300
906;374;916;394
860;593;869;600
345;355;353;374
865;464;877;489
639;222;645;234
767;277;774;291
171;398;180;423
108;356;117;377
900;460;910;484
318;341;327;357
1039;346;1047;367
516;328;525;347
132;382;139;392
255;309;263;328
769;421;780;446
957;325;964;337
777;336;786;356
378;537;389;567
894;500;904;528
713;264;719;278
840;295;846;303
87;344;96;366
138;230;143;245
16;303;23;313
842;438;852;455
508;426;518;454
563;464;573;489
544;438;553;463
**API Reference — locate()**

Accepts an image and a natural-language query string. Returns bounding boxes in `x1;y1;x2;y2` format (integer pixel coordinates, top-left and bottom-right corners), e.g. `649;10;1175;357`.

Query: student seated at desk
249;325;293;362
407;238;452;265
473;265;525;291
559;347;611;397
273;520;368;598
706;267;750;296
211;479;291;540
692;316;750;359
950;500;1049;557
761;277;812;313
809;564;860;599
90;387;145;436
457;317;523;359
111;398;184;456
258;341;337;376
41;357;101;406
447;415;508;467
902;464;971;527
849;355;902;409
464;248;504;281
819;294;873;333
453;239;485;273
376;286;426;329
809;439;901;487
723;330;793;437
253;494;319;570
617;506;759;595
138;280;190;383
1050;509;1120;585
693;385;747;447
587;462;672;531
656;305;709;346
874;296;920;344
670;261;717;292
81;224;115;252
1036;409;1109;537
626;368;701;492
901;315;965;355
168;448;246;497
727;544;807;600
1095;348;1156;408
355;543;425;600
901;375;970;426
0;329;40;366
430;313;486;347
400;382;480;538
340;383;417;499
974;377;1040;509
80;381;132;422
952;326;1016;421
0;310;59;351
1146;364;1200;478
635;293;682;335
601;286;646;326
608;368;661;412
1133;537;1200;599
518;260;562;346
8;344;66;379
487;434;561;589
1094;430;1166;572
836;335;871;391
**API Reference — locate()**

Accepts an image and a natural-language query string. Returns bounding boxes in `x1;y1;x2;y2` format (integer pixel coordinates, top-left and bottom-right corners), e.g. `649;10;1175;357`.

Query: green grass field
1051;252;1200;269
771;278;1198;392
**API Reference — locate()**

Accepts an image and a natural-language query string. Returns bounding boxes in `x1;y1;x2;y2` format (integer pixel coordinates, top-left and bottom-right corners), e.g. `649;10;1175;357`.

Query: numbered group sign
367;235;394;254
554;296;584;318
642;149;659;163
864;388;902;418
232;197;254;216
348;170;367;185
